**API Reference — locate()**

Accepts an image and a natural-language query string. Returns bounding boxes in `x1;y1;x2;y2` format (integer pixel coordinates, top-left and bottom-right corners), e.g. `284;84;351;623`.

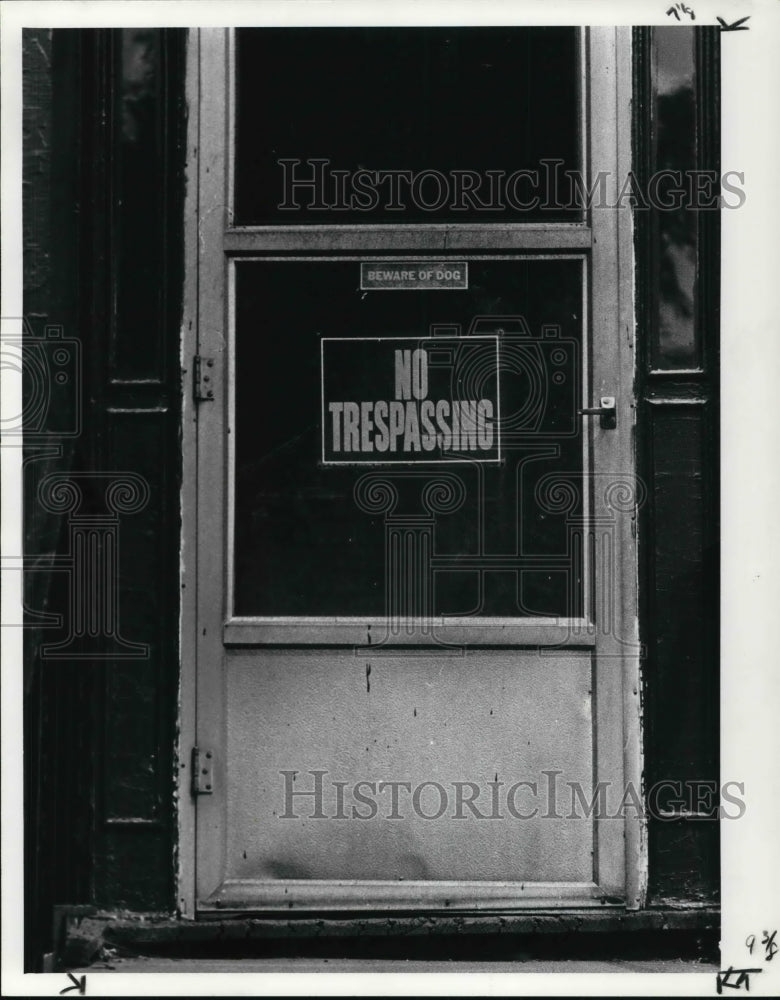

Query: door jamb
177;26;201;920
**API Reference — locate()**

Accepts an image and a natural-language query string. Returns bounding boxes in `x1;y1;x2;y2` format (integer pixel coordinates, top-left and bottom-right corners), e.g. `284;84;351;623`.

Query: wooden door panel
222;649;594;885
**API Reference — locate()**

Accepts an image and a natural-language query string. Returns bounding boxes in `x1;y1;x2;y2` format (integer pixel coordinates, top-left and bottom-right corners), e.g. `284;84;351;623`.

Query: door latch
191;747;214;795
193;356;215;402
578;396;616;429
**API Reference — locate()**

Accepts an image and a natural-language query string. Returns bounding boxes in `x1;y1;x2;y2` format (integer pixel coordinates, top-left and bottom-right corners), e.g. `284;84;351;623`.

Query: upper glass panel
234;27;582;224
651;27;700;370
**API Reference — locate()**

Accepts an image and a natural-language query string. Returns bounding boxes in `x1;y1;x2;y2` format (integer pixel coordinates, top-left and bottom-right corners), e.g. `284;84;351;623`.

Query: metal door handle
577;396;616;429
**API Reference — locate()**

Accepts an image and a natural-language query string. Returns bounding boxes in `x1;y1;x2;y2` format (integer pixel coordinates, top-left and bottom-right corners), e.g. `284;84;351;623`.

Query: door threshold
58;906;720;967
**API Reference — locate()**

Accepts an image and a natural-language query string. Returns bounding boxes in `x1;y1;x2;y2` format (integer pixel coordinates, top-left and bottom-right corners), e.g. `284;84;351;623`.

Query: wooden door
183;25;642;915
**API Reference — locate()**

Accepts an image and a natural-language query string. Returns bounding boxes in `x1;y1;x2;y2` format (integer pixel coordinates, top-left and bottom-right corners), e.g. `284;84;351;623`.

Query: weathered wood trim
223;617;597;648
223;225;593;253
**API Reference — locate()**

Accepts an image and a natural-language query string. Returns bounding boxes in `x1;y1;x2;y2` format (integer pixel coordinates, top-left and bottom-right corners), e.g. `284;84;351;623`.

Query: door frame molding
177;24;644;918
177;26;200;920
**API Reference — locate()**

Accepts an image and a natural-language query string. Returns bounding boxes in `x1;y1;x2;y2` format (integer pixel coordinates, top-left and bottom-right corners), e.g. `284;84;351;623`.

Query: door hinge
193;355;215;401
191;746;214;795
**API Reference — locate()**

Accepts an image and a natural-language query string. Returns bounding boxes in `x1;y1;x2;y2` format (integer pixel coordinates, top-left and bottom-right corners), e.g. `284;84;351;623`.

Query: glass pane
113;29;165;379
233;258;584;618
235;28;581;224
652;27;699;369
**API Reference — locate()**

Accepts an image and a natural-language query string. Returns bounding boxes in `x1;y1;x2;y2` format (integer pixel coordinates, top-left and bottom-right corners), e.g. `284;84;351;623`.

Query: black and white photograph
1;0;778;994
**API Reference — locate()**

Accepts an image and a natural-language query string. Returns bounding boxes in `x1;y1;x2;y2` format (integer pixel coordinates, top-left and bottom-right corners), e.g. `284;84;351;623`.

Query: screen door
185;26;642;914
